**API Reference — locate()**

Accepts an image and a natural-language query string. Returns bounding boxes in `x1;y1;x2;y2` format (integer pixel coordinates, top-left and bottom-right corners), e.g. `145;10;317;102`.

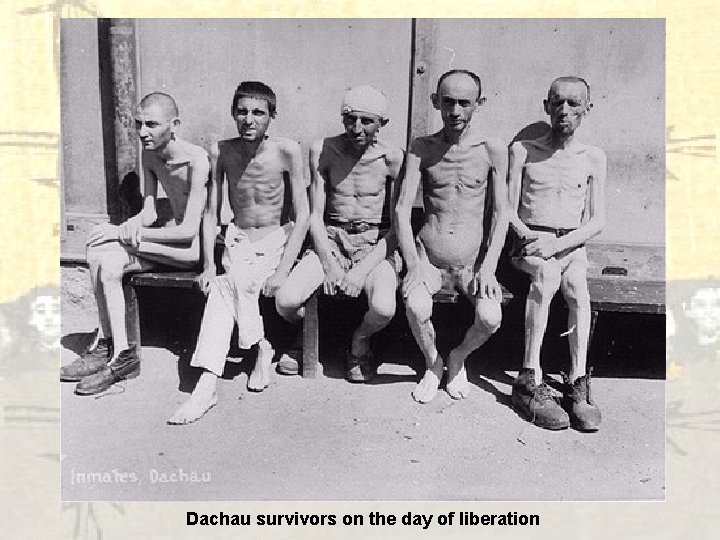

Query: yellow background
1;0;716;538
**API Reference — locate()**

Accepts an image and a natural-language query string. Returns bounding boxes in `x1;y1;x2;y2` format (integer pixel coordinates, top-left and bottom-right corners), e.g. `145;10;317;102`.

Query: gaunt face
233;97;272;142
432;73;481;135
135;103;177;151
342;111;383;151
544;81;589;136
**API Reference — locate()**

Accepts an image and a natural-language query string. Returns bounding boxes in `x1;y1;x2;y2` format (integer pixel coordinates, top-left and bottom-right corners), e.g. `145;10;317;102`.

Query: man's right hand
402;266;424;298
402;264;441;298
522;235;558;259
197;268;217;296
118;216;143;247
86;223;119;248
473;267;503;302
514;229;539;257
322;259;346;296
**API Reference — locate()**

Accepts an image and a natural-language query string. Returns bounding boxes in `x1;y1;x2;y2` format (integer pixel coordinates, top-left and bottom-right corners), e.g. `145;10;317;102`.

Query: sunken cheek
346;122;375;136
443;104;470;118
363;125;380;138
137;125;166;139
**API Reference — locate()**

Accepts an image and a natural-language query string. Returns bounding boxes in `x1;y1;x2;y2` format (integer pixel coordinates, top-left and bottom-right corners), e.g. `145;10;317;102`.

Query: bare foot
446;350;470;399
412;355;444;403
446;366;470;399
167;371;218;425
247;340;274;392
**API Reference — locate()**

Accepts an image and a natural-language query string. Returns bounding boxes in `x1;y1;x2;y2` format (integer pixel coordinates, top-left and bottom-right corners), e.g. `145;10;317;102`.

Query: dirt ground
60;265;665;501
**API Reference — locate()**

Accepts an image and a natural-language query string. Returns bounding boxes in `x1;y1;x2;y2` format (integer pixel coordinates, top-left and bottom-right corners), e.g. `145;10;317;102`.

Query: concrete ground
60;266;665;501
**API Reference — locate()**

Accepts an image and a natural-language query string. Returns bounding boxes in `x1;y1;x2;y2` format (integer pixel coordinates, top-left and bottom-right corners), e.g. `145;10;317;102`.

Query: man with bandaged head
276;85;405;382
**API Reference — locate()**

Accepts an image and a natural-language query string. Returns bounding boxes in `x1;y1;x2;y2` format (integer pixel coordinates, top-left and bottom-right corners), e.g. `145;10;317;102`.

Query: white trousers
190;223;290;376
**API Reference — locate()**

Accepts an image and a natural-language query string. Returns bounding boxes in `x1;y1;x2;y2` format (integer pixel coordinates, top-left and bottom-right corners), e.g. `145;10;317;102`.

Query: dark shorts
304;224;401;273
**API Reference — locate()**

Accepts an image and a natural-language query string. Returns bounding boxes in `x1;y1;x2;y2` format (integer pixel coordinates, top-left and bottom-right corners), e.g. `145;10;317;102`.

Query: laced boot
563;369;601;432
511;368;569;430
75;346;140;396
60;336;113;382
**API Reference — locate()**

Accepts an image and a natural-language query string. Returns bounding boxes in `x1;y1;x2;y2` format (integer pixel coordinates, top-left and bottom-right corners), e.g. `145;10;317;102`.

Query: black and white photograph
60;18;665;501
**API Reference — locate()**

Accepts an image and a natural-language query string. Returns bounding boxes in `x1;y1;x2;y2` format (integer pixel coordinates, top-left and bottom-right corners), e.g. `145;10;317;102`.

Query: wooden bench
124;271;202;360
125;242;664;377
301;242;665;378
124;271;485;374
584;242;665;354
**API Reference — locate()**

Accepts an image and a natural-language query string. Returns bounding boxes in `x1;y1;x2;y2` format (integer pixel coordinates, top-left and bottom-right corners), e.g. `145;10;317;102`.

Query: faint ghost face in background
684;287;720;345
29;295;61;343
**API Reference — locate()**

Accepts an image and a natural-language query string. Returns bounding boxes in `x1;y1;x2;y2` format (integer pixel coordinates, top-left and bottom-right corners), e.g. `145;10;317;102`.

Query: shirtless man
60;93;208;396
508;76;606;431
274;85;404;382
168;81;308;425
396;70;508;403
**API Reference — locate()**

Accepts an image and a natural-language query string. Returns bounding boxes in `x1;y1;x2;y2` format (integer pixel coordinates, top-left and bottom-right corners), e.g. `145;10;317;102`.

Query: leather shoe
511;368;569;430
60;337;113;382
75;346;140;396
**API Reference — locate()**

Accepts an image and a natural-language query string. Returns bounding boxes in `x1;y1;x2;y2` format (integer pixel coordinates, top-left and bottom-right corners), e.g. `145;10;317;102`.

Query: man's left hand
523;235;558;259
118;216;143;247
263;269;288;298
340;266;367;298
472;268;502;302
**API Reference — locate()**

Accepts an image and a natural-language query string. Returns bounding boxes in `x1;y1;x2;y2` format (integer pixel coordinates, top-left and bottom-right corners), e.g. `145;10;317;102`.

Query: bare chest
327;154;390;198
223;148;286;198
423;146;491;199
523;154;592;193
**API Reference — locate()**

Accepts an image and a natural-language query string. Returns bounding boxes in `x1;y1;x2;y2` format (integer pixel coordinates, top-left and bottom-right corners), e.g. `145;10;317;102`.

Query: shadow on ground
135;284;664;400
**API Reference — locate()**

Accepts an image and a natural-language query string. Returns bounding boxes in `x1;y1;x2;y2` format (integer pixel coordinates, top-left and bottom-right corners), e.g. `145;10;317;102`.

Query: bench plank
586;242;665;314
586;242;664;281
130;272;199;288
588;278;665;314
432;286;514;304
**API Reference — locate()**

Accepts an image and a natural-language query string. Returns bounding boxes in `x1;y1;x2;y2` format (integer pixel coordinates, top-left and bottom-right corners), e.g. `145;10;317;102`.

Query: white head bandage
341;85;388;120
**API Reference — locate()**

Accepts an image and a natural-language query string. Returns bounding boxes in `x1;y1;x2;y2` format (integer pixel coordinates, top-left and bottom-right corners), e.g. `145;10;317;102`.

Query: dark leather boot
512;368;569;430
563;370;602;432
60;337;113;382
74;346;140;396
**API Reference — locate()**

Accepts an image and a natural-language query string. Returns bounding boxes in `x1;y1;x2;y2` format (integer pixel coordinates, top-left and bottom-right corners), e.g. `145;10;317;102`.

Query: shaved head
138;92;179;119
548;76;590;102
436;69;482;100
